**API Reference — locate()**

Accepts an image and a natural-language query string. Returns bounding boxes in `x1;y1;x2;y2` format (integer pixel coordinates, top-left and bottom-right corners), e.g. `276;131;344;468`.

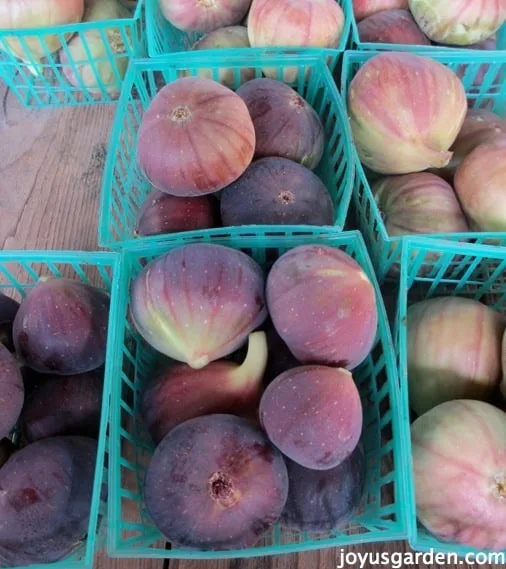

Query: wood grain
1;83;503;569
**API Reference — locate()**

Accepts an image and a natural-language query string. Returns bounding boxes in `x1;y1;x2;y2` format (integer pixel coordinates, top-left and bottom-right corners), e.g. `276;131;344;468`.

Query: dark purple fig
0;344;24;440
131;244;267;369
13;278;110;375
0;293;19;352
237;78;325;170
144;414;288;550
263;327;301;385
21;369;103;442
134;190;220;237
220;157;334;226
280;445;365;532
0;436;97;566
142;332;267;444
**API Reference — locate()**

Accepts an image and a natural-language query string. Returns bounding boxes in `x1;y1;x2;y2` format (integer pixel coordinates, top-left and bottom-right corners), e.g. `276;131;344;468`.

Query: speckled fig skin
348;52;467;175
0;436;97;566
159;0;252;33
141;332;267;443
0;293;19;352
220;157;334;227
281;444;365;531
260;365;363;470
352;0;408;21
266;245;378;369
137;77;255;197
412;400;506;550
144;414;288;550
236;79;325;170
130;244;267;369
357;9;430;45
13;278;110;375
0;344;24;440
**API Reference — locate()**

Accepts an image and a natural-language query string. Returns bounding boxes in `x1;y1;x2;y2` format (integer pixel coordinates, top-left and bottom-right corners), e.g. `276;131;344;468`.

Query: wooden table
0;85;500;569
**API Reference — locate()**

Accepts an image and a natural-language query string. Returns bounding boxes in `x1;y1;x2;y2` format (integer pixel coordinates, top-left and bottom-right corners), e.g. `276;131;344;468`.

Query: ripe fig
142;332;268;444
0;293;19;352
130;244;267;369
266;245;378;369
0;344;24;440
220;157;334;226
21;369;104;442
144;414;289;550
0;436;97;566
13;278;110;375
236;79;325;170
353;0;408;21
281;445;365;532
260;366;363;470
357;9;430;45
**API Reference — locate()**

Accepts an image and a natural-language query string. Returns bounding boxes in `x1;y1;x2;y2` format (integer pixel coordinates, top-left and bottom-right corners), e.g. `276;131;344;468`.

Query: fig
454;135;506;231
266;245;378;369
0;436;97;566
158;0;252;33
352;0;408;21
357;9;430;45
412;400;506;550
409;0;506;45
0;344;24;440
280;444;365;532
260;366;363;470
144;414;289;550
130;244;267;369
263;327;300;386
141;332;268;443
348;52;467;175
407;297;504;416
13;278;110;375
134;190;219;237
236;79;325;170
0;293;19;352
137;77;255;197
21;369;103;442
220;157;334;227
186;26;255;87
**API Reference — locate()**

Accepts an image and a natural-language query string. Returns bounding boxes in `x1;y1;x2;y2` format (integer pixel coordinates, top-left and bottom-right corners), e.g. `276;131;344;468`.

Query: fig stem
230;331;268;388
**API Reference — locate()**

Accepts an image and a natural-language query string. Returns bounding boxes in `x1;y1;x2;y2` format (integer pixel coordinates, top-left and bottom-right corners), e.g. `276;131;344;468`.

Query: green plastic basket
145;0;350;71
107;230;408;559
0;1;145;108
341;49;506;283
98;52;355;249
395;236;506;557
0;250;121;569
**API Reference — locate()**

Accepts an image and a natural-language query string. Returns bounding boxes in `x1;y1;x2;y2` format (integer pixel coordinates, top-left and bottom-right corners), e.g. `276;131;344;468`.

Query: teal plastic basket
395;236;506;557
0;250;121;569
0;1;145;108
341;49;506;283
98;52;355;249
145;0;350;71
107;230;408;559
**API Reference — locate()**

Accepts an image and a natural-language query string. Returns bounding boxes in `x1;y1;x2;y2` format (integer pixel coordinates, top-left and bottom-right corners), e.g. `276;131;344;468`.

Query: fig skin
134;190;219;237
281;444;365;532
260;366;363;470
236;78;325;170
144;414;289;550
13;278;110;375
412;400;506;550
220;157;334;227
0;436;97;566
0;293;19;352
353;0;408;21
21;369;104;442
357;9;430;45
141;332;268;443
266;245;378;369
130;244;267;369
0;344;24;440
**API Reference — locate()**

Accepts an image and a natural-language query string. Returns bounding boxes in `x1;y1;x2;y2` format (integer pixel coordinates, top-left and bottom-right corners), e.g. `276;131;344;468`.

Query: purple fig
0;293;19;352
13;278;110;375
130;244;267;369
0;344;24;440
142;331;268;443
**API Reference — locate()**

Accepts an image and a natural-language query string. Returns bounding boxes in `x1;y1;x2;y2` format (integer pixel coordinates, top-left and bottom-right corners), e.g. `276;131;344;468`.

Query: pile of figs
134;74;336;237
131;242;378;550
0;278;109;566
405;293;506;550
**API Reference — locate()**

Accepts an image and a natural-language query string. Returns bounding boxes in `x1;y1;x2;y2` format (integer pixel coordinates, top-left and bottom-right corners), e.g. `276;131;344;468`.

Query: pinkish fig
353;0;408;21
357;9;430;45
